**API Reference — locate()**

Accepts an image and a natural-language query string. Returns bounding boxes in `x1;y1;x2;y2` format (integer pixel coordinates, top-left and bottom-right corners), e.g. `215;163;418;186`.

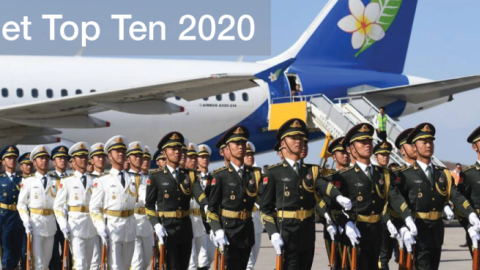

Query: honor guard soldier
18;145;58;270
244;141;263;270
90;143;107;177
125;141;155;270
0;146;25;270
142;146;153;175
50;145;71;270
454;126;480;256
89;135;138;270
18;152;34;177
145;132;206;270
334;123;417;270
54;142;100;270
396;123;480;270
197;144;216;267
186;143;209;270
207;126;262;270
321;137;349;269
260;119;351;270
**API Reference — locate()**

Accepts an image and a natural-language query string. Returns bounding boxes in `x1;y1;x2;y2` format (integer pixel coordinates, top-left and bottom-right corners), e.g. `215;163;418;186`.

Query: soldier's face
142;158;151;172
351;139;372;158
282;135;304;155
21;163;33;174
186;155;198;169
165;146;181;163
333;150;350;167
227;141;246;160
109;149;126;166
197;155;210;168
401;144;417;159
92;155;106;170
34;156;49;171
128;153;143;170
244;153;255;166
74;155;88;170
53;156;68;171
414;139;434;157
2;156;16;170
376;153;390;167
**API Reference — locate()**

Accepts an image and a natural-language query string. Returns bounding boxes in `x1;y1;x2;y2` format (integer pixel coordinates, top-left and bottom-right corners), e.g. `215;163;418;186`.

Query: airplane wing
348;75;480;104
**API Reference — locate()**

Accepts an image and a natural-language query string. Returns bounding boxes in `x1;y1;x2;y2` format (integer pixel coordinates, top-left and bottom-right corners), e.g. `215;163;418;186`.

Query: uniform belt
134;208;146;215
190;208;201;216
221;209;252;220
277;209;314;221
30;208;54;216
0;203;16;211
350;214;381;223
68;206;89;213
157;210;190;218
414;211;442;220
105;209;134;218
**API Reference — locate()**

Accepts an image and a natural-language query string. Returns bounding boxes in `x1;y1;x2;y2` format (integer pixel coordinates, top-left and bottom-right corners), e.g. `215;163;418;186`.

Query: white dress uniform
89;136;137;270
54;142;100;270
17;145;57;270
245;141;263;270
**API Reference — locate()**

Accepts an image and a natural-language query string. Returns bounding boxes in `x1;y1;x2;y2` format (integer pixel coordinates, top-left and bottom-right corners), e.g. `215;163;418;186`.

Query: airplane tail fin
263;0;418;74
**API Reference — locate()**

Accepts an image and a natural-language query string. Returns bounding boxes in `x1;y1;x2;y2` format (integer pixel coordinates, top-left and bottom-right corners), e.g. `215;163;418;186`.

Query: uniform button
300;196;303;200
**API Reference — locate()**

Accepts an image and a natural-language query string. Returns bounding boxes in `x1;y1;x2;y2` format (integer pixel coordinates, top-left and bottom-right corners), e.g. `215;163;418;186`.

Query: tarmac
254;223;472;270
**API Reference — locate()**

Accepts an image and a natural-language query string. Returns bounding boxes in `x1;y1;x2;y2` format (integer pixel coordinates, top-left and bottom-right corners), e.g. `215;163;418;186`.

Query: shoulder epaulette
339;166;353;174
267;162;283;170
213;166;228;174
463;164;477;172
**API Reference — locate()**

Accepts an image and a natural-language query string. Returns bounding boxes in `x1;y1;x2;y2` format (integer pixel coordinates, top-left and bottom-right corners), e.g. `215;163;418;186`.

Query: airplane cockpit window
47;89;54;98
229;93;235;101
32;89;38;98
216;95;222;101
1;88;8;98
242;92;249;102
17;88;23;98
75;89;82;95
61;89;68;97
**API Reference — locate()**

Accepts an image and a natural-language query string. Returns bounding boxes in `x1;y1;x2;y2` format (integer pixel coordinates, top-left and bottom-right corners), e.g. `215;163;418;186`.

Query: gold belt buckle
297;210;306;221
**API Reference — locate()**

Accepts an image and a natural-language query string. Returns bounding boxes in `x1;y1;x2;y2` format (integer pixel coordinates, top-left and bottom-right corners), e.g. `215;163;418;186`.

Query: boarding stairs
269;95;444;167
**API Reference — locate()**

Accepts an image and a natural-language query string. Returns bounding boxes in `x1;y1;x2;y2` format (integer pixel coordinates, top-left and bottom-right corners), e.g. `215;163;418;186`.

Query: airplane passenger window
32;89;38;98
46;89;53;98
216;95;222;101
17;88;23;98
229;93;235;101
1;88;8;98
76;89;82;95
203;97;209;101
61;89;68;97
242;92;249;102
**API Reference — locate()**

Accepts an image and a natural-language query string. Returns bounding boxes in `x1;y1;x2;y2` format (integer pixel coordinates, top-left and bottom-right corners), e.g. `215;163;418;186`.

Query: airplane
1;0;480;162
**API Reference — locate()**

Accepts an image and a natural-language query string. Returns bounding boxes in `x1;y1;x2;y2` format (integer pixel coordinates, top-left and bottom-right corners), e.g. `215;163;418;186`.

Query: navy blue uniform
0;173;24;270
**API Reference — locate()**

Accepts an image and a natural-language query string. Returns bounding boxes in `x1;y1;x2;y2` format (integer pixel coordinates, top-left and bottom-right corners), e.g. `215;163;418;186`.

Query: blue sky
184;0;480;167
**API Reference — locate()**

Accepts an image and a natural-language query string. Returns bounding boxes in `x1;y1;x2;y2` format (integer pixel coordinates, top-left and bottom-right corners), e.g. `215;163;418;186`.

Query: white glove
386;220;399;238
469;227;480;249
336;196;352;211
469;213;480;231
400;227;415;253
99;230;108;246
23;221;32;234
61;226;70;239
271;233;284;255
345;221;361;246
154;223;168;239
210;230;218;247
214;229;229;250
404;216;418;236
443;205;454;220
327;224;337;241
